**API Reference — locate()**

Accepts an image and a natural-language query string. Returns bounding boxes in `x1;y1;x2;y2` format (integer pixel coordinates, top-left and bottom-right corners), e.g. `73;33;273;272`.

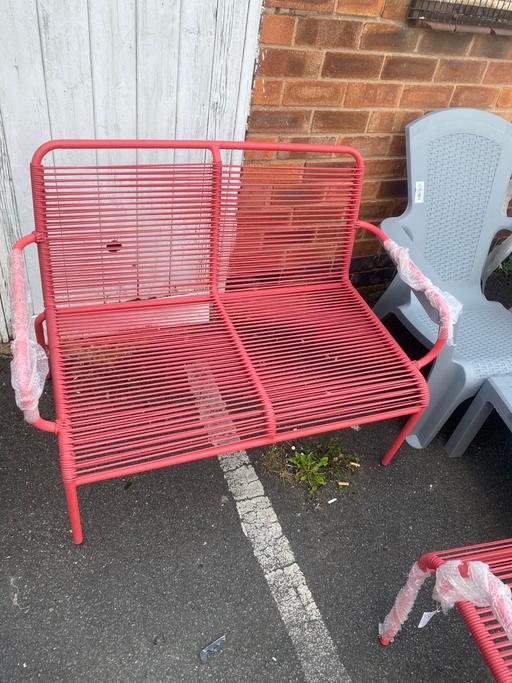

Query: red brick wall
246;0;512;298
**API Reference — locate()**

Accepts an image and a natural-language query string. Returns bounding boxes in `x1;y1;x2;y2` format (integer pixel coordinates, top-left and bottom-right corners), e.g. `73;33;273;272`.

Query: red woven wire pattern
423;540;512;682
31;142;427;485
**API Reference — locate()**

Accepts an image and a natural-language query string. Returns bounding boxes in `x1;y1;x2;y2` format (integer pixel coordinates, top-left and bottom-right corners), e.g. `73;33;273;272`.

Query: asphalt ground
2;345;512;682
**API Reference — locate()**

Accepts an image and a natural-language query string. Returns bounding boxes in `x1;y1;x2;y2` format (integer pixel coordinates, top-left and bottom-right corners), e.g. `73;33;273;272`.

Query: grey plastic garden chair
373;108;512;449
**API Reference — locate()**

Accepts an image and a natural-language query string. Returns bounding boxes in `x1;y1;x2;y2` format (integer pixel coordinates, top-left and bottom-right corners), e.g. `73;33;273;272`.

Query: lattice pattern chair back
382;108;512;300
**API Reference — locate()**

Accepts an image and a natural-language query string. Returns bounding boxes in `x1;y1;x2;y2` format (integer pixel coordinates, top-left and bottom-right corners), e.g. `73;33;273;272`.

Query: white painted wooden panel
232;0;264;168
175;0;217;164
37;0;96;166
0;0;263;340
88;0;137;164
208;1;250;146
137;0;180;164
0;109;20;341
0;0;52;325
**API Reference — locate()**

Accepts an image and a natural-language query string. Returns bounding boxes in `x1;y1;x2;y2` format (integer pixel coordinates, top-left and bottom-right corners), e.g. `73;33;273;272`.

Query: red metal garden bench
10;140;451;543
380;539;512;682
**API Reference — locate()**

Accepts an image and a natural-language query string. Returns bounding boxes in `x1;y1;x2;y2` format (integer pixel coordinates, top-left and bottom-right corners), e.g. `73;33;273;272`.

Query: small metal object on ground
200;634;226;663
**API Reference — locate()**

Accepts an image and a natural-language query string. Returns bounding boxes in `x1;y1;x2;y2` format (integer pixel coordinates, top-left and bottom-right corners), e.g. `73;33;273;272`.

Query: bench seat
56;283;427;483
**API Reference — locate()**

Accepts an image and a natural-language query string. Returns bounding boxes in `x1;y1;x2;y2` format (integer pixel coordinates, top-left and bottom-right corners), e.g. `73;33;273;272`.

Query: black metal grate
408;0;512;31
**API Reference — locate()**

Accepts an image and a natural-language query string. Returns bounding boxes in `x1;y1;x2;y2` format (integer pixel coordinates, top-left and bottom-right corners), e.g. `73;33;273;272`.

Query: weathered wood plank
232;0;264;165
0;107;21;341
135;0;182;298
175;0;217;164
37;0;96;166
136;0;180;164
88;0;137;165
0;0;52;313
207;1;251;144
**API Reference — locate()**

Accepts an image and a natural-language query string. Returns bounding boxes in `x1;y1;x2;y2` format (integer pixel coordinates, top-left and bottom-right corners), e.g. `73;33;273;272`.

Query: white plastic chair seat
395;299;512;379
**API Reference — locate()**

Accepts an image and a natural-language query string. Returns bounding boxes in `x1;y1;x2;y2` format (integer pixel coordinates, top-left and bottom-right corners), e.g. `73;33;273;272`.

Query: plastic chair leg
64;483;83;544
446;377;512;457
445;399;493;458
373;276;407;320
406;363;468;450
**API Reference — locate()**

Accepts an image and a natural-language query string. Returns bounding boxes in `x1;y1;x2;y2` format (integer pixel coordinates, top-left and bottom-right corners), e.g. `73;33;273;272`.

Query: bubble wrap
380;559;512;645
379;562;431;643
10;248;48;423
383;239;462;345
434;560;512;641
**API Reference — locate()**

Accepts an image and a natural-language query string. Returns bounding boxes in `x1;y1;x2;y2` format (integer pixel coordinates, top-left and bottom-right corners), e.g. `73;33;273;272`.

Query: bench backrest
31;141;363;309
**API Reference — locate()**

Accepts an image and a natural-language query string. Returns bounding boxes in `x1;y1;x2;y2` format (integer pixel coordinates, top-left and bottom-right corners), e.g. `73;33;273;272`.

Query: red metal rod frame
32;138;364;166
380;540;512;681
27;138;363;447
24;138;433;543
357;220;449;368
21;148;435;452
416;550;512;683
18;166;441;433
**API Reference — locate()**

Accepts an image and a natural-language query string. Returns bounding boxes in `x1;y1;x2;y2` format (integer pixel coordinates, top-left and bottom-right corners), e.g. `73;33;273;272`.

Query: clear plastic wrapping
379;562;431;643
383;239;462;345
380;559;512;644
434;560;512;640
10;249;48;423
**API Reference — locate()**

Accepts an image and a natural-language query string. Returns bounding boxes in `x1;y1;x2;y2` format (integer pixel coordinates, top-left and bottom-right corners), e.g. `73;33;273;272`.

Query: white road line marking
187;364;351;683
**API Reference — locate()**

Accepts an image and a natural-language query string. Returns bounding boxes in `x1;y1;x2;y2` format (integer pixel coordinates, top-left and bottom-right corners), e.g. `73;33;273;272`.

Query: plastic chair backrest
382;108;512;302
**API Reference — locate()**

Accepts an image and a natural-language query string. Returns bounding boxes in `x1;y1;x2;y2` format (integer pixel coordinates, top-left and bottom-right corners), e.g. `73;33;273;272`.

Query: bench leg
381;412;422;466
64;483;83;544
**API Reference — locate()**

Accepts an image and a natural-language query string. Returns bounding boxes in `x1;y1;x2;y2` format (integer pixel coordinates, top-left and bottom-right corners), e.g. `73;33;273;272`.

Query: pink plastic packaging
384;239;462;345
10;249;48;423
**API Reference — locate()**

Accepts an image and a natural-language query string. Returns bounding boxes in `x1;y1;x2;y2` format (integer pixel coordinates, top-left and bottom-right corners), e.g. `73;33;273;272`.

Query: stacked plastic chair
374;108;512;450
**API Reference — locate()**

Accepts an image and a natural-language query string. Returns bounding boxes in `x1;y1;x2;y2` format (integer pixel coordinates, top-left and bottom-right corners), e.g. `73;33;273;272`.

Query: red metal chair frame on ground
11;140;448;543
381;540;512;682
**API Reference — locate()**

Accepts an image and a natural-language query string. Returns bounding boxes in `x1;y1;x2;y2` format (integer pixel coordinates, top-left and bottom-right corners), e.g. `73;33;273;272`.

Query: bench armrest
357;221;462;369
10;233;56;433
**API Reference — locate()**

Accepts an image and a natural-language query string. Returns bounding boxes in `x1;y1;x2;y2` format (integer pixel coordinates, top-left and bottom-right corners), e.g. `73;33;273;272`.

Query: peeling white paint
187;363;351;683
